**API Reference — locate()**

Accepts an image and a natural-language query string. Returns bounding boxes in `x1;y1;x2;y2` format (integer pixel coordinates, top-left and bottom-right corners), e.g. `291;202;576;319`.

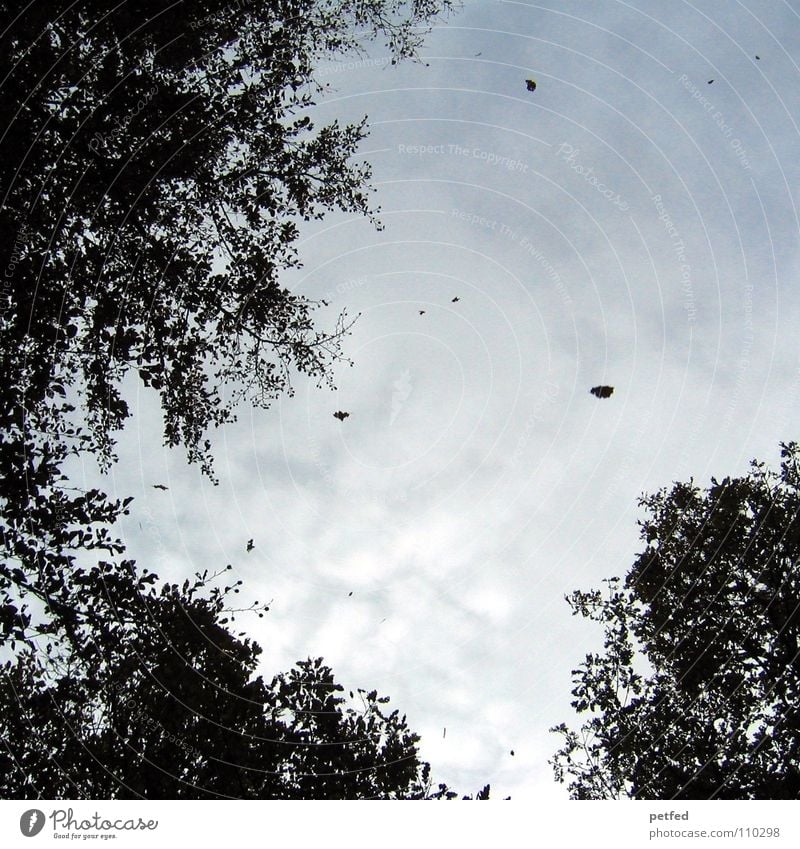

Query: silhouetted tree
1;563;479;799
0;0;454;648
0;1;477;800
551;442;800;799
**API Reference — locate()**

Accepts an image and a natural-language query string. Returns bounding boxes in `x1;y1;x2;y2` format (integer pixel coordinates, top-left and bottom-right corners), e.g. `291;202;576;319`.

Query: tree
0;1;482;800
0;0;454;653
1;563;480;799
551;442;800;799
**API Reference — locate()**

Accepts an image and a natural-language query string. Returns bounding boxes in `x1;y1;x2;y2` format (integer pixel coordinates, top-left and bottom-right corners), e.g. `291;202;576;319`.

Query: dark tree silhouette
0;1;478;800
0;0;454;651
0;564;479;799
551;442;800;799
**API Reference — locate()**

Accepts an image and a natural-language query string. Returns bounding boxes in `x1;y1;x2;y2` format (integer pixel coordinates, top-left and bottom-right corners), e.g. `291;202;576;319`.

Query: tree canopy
0;1;483;801
0;0;454;659
551;442;800;799
0;563;474;799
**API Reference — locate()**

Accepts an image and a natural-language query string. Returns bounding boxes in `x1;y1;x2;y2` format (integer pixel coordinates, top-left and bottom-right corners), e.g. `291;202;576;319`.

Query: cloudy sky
84;0;800;799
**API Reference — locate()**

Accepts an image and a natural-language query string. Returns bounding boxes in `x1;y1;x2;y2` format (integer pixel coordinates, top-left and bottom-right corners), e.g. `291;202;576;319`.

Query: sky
80;0;800;799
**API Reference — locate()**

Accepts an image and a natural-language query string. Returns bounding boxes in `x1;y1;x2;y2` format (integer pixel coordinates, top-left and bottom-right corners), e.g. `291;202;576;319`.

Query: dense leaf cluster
0;0;453;656
1;566;462;798
0;1;477;800
552;443;800;799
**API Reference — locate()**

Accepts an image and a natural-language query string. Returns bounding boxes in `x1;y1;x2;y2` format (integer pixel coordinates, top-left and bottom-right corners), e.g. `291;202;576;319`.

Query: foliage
0;1;479;801
551;442;800;799
0;563;473;799
0;0;453;649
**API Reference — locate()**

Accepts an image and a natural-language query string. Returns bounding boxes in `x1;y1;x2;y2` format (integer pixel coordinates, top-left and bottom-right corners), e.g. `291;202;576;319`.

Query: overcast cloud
76;0;800;799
